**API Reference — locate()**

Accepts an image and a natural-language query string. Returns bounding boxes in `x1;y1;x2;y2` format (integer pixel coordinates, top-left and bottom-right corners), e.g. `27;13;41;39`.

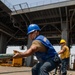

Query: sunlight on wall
6;45;75;54
6;46;27;54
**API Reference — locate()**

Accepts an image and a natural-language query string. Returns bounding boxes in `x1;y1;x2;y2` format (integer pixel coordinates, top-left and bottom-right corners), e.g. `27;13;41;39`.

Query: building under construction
0;0;75;67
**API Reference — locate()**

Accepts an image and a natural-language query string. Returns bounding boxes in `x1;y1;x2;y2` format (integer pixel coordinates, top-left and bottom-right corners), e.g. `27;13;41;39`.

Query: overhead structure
0;0;75;54
0;0;75;66
11;0;75;46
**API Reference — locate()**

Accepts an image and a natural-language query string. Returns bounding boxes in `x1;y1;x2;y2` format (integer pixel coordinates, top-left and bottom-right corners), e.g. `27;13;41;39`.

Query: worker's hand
13;53;21;58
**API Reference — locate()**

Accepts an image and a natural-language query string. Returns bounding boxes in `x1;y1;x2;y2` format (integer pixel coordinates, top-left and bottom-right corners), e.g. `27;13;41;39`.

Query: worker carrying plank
13;24;61;75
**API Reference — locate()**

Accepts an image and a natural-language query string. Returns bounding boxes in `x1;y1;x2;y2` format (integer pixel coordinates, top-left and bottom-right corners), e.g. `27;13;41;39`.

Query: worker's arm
58;46;66;54
13;44;39;58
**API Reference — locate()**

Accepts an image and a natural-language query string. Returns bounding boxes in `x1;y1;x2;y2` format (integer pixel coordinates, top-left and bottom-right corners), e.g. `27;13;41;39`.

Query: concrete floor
0;66;31;75
0;66;75;75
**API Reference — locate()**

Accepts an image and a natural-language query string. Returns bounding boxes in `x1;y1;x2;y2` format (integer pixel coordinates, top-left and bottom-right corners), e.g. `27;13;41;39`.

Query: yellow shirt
60;45;70;59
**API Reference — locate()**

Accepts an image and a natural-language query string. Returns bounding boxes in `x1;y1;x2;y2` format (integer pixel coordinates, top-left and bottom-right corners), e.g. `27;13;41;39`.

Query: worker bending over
13;24;61;75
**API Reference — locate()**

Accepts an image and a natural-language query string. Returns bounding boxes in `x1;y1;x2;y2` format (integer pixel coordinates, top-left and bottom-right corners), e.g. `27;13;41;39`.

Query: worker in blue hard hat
13;24;61;75
27;24;41;35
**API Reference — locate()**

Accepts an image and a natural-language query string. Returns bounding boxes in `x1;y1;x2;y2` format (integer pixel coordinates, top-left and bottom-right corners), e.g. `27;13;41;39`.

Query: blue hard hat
27;24;41;35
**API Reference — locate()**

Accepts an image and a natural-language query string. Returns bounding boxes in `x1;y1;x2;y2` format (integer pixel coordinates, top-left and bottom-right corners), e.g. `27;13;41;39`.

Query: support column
61;22;70;70
0;33;7;53
25;37;33;67
61;22;69;45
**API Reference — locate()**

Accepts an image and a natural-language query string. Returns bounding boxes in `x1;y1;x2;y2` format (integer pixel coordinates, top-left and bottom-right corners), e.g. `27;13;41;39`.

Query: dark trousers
61;58;69;75
54;64;61;75
32;57;61;75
